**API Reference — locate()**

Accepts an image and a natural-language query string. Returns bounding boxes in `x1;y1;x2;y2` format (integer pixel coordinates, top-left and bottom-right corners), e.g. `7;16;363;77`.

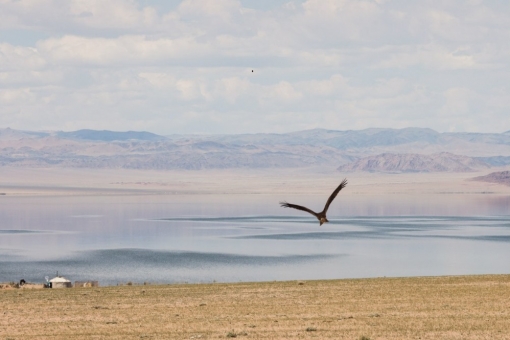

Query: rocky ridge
1;127;510;171
338;152;491;173
471;171;510;185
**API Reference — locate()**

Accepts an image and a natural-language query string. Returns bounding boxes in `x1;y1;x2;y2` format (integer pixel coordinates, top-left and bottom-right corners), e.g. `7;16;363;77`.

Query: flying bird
280;179;347;226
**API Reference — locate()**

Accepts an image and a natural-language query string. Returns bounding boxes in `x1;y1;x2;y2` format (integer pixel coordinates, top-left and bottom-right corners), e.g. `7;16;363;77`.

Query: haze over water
1;194;510;286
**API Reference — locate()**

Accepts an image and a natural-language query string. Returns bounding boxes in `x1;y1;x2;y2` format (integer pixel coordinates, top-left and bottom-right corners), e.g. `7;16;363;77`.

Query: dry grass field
2;275;510;339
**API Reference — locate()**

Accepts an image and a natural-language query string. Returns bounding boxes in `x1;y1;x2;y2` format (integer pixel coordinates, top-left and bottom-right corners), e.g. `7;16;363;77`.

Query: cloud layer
1;0;509;134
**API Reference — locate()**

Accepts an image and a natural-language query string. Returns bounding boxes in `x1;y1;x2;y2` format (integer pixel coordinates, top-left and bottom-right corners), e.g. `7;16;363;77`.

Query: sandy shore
1;275;509;339
1;166;510;196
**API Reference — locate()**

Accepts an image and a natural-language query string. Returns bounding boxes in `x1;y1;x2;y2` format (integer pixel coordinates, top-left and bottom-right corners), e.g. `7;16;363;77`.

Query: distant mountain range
56;129;165;141
338;152;493;173
0;128;163;141
1;127;510;171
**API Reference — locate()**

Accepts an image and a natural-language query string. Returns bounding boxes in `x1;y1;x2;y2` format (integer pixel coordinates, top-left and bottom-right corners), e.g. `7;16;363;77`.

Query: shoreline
2;272;509;288
1;167;510;197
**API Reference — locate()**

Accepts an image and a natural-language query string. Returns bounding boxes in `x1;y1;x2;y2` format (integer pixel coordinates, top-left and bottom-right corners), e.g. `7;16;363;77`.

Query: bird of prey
280;179;347;226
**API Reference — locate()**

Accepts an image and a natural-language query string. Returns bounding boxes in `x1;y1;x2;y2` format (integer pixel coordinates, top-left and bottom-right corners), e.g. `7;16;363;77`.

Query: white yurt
49;276;72;288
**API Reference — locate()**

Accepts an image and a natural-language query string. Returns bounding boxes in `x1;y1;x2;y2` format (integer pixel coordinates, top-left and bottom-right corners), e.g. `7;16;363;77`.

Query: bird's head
319;217;328;226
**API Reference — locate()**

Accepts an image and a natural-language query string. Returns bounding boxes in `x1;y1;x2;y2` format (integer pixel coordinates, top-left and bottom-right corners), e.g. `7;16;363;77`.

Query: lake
1;194;510;285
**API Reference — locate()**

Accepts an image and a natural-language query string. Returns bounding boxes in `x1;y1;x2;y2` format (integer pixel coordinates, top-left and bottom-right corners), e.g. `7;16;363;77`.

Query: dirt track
2;275;510;339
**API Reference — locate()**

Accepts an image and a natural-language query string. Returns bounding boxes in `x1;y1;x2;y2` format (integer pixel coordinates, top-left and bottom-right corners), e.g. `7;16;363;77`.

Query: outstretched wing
280;202;319;218
322;178;348;214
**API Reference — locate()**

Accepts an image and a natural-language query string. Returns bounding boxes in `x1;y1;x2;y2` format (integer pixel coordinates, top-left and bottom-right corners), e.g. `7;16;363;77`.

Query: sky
0;0;509;135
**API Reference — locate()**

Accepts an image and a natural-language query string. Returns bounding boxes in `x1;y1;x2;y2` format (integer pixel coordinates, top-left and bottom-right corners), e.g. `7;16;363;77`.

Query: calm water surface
1;194;509;285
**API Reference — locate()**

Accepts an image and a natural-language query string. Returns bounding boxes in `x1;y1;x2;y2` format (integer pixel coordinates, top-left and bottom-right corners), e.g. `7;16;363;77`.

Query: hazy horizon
2;126;510;136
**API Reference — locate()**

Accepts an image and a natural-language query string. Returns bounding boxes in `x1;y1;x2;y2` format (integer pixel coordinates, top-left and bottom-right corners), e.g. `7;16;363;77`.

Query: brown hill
472;171;510;185
337;152;491;173
2;127;510;170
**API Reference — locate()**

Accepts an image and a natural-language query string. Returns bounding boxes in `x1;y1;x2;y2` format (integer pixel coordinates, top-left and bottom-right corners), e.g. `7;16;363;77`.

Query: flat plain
2;275;510;339
1;166;510;196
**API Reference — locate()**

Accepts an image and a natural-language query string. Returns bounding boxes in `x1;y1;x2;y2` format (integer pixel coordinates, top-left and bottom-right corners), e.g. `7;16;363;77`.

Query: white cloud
216;77;251;104
36;35;215;66
0;0;509;133
0;87;34;104
302;75;350;97
0;43;45;70
178;0;241;19
69;0;159;29
270;81;302;102
138;71;176;88
0;0;161;32
373;44;479;70
440;87;480;117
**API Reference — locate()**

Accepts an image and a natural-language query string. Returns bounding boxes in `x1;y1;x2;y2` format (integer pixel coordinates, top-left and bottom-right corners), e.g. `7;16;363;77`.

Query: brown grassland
2;275;510;340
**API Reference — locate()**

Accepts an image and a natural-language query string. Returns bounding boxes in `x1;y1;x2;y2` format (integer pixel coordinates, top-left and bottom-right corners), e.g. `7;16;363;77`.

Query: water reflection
0;194;509;285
